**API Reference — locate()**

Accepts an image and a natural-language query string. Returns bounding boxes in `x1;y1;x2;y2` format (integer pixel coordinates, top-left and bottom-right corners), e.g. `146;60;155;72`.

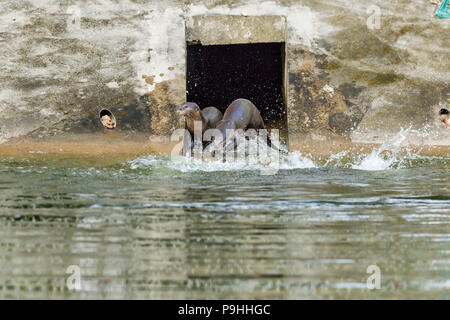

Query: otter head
177;102;201;118
439;108;450;129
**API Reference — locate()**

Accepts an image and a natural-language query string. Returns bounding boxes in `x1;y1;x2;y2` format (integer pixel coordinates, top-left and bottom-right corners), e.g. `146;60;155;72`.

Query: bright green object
435;0;449;18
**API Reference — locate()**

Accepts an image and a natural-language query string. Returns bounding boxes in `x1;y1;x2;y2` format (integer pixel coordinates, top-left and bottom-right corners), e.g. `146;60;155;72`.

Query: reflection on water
0;150;448;299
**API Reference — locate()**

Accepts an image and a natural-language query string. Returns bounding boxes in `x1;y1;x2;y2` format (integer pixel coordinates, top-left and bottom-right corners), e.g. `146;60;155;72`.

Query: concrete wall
1;0;449;146
0;0;186;141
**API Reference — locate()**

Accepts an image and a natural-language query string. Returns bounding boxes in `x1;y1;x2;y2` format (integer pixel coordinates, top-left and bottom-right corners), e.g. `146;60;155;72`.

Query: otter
177;102;223;153
177;102;223;135
211;98;282;152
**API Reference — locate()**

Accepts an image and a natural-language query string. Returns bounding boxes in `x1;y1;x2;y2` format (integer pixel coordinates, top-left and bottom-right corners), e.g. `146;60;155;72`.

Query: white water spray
129;127;443;173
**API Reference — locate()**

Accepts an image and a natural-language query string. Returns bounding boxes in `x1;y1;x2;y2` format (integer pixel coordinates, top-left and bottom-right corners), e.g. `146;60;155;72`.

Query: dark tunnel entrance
186;42;288;143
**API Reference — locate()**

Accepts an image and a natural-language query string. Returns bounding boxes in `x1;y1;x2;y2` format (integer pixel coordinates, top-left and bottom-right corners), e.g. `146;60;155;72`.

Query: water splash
129;150;316;173
128;128;446;172
351;128;409;171
349;127;442;171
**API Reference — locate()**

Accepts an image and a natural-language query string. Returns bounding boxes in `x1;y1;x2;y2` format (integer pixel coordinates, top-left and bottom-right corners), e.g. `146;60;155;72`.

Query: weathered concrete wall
0;0;185;142
303;0;450;146
186;15;287;45
0;0;449;146
287;46;365;138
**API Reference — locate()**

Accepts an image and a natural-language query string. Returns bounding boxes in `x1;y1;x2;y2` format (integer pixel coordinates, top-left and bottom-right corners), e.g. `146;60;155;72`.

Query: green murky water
0;151;448;299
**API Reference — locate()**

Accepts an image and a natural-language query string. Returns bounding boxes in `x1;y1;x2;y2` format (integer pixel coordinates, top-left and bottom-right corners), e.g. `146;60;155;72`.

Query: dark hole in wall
186;42;287;140
68;103;151;134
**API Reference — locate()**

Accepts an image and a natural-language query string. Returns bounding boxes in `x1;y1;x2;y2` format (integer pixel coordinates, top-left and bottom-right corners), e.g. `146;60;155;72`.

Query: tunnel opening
186;42;288;144
99;108;116;130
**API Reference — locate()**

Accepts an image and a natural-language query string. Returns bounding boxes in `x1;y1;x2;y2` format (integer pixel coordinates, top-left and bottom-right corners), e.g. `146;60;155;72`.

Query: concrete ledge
186;15;287;45
1;135;448;165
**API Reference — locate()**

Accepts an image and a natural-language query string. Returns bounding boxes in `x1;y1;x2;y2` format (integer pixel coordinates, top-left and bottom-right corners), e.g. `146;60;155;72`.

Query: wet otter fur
213;98;283;152
177;102;223;152
177;102;223;135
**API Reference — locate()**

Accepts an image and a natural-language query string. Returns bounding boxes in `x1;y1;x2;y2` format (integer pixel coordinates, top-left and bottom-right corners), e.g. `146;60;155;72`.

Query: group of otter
177;98;280;154
177;99;450;156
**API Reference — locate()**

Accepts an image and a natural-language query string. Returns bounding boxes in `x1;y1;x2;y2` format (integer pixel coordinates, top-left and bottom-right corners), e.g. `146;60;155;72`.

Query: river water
0;142;448;299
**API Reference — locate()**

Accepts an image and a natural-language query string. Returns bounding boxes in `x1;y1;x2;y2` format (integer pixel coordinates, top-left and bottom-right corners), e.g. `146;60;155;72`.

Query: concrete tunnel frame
183;15;289;150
